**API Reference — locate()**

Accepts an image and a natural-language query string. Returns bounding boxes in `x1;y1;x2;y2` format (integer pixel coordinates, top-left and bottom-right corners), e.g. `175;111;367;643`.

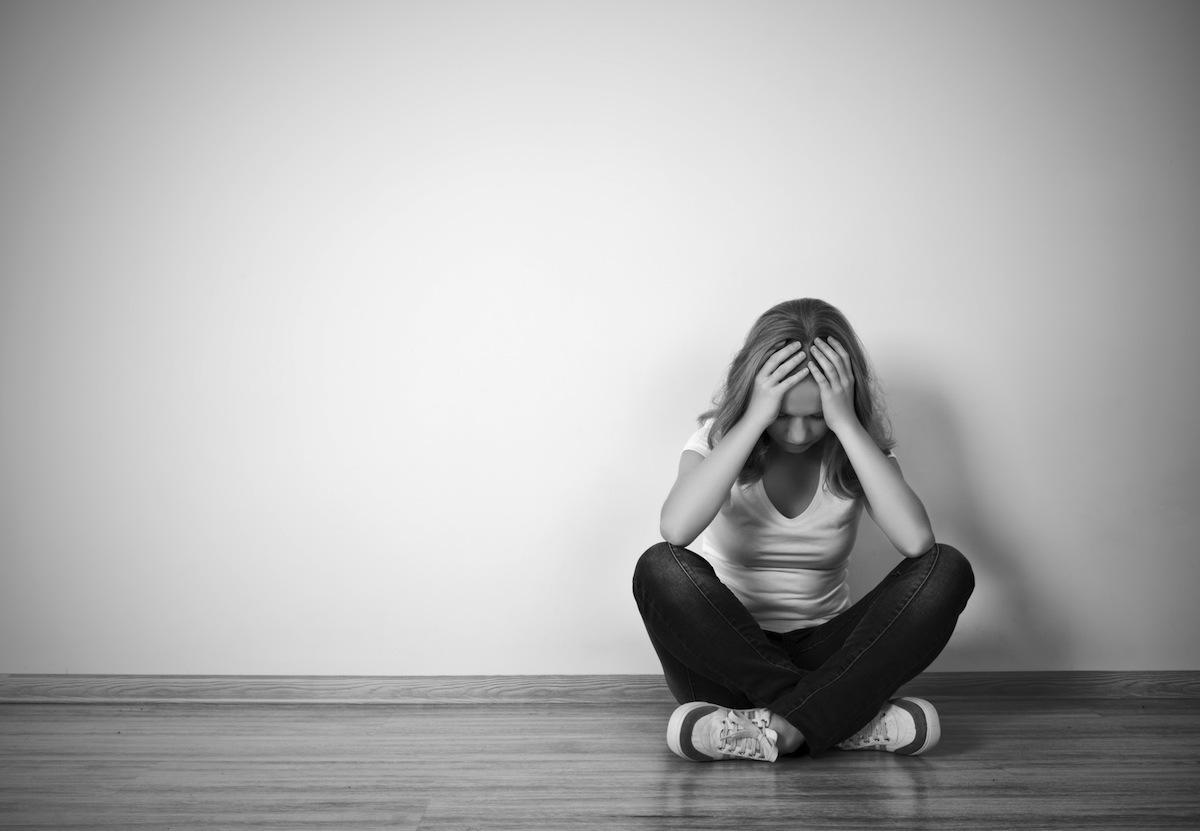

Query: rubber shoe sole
666;702;722;761
893;697;941;755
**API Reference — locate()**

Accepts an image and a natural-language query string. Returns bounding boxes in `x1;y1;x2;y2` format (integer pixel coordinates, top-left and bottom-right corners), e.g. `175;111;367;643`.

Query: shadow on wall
847;370;1071;671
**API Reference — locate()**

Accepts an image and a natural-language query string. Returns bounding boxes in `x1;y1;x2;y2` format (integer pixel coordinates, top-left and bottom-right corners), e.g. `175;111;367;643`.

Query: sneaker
666;702;780;762
835;697;941;755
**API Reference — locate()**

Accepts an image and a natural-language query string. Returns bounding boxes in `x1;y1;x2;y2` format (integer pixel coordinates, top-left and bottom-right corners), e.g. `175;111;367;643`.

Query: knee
632;541;679;593
633;540;710;604
928;543;975;609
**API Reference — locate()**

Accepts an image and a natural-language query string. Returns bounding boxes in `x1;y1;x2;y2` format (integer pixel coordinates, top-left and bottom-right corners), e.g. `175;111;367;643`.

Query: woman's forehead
781;379;822;414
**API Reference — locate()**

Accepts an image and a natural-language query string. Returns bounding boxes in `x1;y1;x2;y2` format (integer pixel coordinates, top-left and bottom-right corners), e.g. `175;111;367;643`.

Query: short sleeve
682;418;715;457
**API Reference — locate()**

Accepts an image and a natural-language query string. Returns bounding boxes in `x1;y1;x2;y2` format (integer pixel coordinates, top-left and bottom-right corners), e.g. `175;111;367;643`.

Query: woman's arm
835;423;935;558
660;341;811;547
807;337;935;558
659;416;768;547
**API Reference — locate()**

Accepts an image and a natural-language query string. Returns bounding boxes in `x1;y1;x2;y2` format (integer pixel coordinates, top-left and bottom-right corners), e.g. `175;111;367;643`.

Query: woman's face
765;378;829;454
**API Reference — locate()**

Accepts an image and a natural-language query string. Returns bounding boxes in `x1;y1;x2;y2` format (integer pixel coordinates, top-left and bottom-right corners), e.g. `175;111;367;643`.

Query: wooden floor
2;696;1199;829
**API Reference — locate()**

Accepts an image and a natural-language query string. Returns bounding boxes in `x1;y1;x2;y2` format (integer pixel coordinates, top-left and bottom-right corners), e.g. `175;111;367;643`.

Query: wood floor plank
2;699;1198;829
3;671;1198;704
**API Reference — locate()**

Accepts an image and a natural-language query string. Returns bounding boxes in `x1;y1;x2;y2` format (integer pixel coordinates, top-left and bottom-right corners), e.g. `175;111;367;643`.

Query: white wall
2;0;1197;675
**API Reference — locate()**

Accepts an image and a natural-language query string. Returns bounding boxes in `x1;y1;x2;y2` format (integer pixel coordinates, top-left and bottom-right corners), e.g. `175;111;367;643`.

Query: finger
809;341;839;381
826;337;855;386
807;360;829;388
814;338;849;388
781;364;812;387
760;342;803;378
828;337;851;362
769;349;807;380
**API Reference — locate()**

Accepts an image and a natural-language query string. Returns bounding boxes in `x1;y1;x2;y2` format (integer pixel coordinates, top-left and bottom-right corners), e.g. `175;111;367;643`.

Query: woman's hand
744;341;810;429
807;337;860;435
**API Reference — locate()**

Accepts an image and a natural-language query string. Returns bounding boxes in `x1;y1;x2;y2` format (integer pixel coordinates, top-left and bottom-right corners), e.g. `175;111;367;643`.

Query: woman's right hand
743;341;810;429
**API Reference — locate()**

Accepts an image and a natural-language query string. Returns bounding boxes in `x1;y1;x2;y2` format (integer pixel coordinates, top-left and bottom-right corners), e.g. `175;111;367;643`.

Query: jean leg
632;541;806;710
774;545;948;670
643;625;755;708
769;543;975;755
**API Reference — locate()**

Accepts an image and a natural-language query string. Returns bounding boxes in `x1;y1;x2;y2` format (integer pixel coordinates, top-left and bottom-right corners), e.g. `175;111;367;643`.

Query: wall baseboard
1;671;1197;704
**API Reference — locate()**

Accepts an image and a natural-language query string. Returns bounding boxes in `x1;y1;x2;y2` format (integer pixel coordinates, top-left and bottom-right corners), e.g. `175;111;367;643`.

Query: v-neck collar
757;456;825;521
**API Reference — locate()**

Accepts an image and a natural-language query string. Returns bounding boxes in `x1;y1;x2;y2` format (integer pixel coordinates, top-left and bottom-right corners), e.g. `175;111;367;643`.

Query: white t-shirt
681;418;892;633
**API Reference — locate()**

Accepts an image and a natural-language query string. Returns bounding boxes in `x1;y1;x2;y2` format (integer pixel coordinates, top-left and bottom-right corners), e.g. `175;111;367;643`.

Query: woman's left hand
807;337;860;435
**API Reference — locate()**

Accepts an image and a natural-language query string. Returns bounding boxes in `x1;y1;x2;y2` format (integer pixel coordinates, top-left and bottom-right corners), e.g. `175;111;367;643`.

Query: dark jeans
632;540;974;755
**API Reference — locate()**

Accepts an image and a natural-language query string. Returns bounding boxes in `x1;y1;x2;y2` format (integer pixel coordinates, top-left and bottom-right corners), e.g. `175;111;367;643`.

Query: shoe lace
841;709;895;749
717;711;776;760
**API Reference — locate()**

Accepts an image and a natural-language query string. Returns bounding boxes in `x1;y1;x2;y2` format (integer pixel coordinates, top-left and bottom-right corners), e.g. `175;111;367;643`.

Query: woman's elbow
658;515;696;549
659;526;696;548
898;532;937;559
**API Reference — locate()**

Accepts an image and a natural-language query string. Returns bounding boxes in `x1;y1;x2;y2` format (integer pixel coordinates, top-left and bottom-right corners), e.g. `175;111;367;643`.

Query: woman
632;298;974;762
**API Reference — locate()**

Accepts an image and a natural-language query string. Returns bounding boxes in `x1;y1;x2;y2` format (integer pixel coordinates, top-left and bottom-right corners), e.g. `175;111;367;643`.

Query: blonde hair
697;298;894;500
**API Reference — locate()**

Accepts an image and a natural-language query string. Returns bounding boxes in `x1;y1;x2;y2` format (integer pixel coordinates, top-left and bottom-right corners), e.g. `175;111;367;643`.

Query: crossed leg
632;540;974;754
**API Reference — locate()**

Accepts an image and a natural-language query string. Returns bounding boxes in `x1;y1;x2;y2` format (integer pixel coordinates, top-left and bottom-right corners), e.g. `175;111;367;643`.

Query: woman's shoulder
682;416;717;457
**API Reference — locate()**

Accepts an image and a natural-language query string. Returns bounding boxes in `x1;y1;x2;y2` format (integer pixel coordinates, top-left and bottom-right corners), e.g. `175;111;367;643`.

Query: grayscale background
2;0;1197;674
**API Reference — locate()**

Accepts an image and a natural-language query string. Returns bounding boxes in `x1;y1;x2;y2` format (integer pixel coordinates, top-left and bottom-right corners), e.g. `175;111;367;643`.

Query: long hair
697;298;894;500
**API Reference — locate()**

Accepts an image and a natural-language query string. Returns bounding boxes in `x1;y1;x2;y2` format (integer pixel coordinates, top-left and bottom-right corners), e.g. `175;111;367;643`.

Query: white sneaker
835;697;941;755
666;702;780;762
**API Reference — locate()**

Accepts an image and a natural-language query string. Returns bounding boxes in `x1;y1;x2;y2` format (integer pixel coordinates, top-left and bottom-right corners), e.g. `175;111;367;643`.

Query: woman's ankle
769;713;805;754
